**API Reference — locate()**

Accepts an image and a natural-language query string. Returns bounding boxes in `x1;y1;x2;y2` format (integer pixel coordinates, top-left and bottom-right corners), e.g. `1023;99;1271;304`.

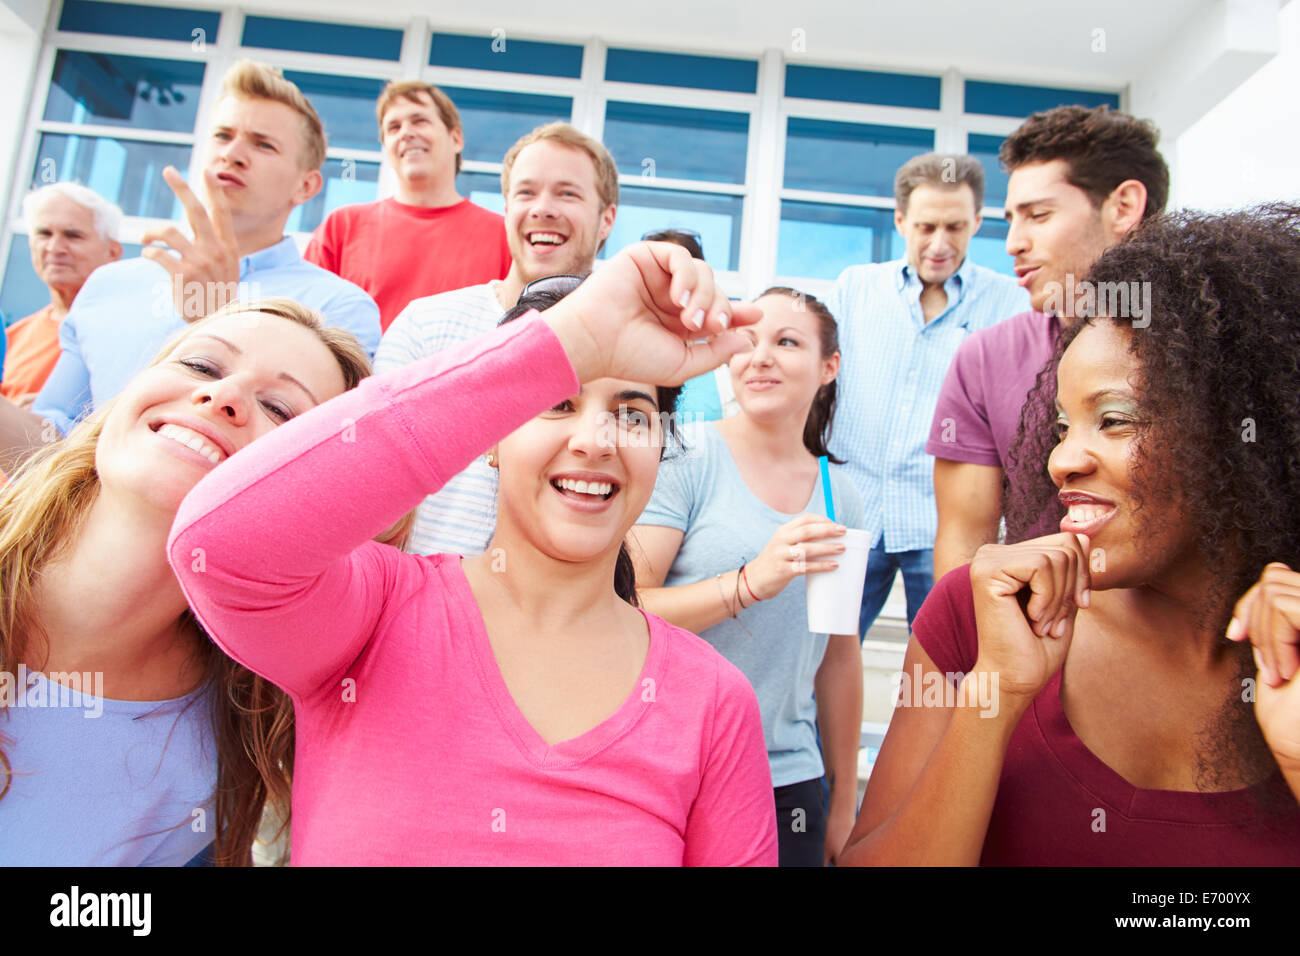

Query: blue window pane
966;218;1013;277
784;119;933;197
45;51;205;133
429;33;583;78
964;80;1120;119
605;49;757;94
456;171;504;214
2;235;144;325
288;160;380;234
34;133;189;219
604;102;748;185
785;65;941;110
58;0;219;43
440;87;572;164
598;187;743;272
967;132;1008;208
778;202;896;280
242;16;401;61
282;72;385;152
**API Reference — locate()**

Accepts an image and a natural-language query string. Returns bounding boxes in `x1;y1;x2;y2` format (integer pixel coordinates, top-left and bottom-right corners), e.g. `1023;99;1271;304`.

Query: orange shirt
2;305;60;403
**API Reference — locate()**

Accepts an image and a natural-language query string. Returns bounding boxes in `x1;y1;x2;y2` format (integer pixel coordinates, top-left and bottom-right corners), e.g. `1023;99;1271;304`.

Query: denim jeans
858;539;934;639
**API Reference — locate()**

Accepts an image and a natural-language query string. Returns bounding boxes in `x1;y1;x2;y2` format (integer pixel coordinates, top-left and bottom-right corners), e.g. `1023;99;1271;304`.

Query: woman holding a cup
631;287;867;867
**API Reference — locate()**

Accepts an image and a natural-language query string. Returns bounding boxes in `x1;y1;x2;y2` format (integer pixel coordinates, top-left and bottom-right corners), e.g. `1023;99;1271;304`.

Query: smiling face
1048;320;1196;589
96;311;349;516
728;293;839;426
203;95;322;234
895;183;981;288
380;91;463;194
503;140;616;282
1004;159;1112;314
28;192;121;299
492;377;662;565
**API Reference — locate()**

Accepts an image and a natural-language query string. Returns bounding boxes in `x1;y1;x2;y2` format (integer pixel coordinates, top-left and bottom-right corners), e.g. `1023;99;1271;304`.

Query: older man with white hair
2;183;122;406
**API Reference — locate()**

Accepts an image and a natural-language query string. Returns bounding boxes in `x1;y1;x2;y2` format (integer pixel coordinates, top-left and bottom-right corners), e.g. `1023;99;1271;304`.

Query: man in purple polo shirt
927;105;1170;579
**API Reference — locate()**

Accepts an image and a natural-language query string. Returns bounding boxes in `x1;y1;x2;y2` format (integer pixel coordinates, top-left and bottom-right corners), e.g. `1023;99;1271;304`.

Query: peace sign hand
141;166;241;322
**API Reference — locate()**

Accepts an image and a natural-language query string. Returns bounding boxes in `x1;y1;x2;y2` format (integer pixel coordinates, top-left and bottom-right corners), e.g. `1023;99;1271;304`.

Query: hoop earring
485;452;497;468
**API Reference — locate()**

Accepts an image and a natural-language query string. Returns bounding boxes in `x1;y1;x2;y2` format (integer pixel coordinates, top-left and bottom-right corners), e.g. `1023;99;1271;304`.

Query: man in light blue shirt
32;61;380;437
826;152;1028;637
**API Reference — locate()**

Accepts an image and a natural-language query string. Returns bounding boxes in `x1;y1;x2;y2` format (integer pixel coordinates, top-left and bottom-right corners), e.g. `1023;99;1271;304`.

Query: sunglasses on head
518;274;588;304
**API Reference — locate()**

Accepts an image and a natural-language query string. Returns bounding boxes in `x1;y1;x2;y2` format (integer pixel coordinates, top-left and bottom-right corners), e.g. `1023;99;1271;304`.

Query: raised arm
169;314;581;696
170;242;760;697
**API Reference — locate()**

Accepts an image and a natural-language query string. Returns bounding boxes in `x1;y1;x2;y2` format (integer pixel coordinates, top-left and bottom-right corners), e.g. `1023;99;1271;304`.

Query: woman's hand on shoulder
968;533;1091;709
1228;563;1300;774
541;242;761;386
745;513;848;602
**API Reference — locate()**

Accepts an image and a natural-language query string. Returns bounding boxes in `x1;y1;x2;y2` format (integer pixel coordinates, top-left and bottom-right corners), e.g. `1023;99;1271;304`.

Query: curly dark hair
1000;105;1170;222
1005;202;1300;803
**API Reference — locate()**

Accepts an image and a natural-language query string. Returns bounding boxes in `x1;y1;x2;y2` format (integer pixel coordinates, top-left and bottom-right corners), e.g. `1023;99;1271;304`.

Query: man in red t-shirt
2;183;122;407
304;81;511;329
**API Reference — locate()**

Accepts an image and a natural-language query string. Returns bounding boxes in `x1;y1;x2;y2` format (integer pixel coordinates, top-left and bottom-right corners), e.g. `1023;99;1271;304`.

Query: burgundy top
913;567;1300;865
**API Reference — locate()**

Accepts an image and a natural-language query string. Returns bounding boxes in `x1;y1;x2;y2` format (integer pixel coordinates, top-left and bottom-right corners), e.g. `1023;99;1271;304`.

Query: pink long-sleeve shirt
168;314;778;866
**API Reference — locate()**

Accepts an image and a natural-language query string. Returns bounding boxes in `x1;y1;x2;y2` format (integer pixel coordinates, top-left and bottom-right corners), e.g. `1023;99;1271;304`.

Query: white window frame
2;0;1126;321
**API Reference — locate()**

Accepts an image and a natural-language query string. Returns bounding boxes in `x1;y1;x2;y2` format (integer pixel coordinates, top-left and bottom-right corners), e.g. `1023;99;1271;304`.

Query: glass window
33;133;190;219
966;218;1013;277
283;72;386;153
598;186;743;272
964;80;1119;118
2;235;143;325
777;201;896;280
605;49;757;94
456;170;504;214
429;33;583;79
57;0;220;44
603;102;748;185
784;119;933;197
440;87;572;165
45;51;205;134
785;65;940;110
287;159;381;234
967;132;1009;208
242;15;402;61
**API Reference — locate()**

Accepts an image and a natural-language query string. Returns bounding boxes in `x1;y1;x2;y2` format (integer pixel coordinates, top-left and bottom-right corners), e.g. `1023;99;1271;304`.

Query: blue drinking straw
819;455;836;523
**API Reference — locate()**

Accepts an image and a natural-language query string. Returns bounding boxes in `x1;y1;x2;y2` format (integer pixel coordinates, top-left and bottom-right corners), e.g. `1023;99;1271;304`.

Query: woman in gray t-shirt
631;287;864;867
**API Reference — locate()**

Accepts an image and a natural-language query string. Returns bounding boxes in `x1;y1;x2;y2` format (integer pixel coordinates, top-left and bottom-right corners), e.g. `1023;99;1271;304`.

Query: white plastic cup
805;528;871;635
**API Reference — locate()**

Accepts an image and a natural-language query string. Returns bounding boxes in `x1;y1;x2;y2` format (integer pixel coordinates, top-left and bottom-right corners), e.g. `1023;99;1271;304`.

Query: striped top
825;257;1028;553
373;281;505;556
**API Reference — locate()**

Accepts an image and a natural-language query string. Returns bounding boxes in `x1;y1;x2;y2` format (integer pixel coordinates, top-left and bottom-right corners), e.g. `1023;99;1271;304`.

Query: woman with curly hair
841;203;1300;865
0;298;373;866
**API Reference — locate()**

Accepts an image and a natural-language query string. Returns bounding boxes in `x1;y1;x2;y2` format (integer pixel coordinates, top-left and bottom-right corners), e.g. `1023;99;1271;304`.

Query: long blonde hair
0;298;382;865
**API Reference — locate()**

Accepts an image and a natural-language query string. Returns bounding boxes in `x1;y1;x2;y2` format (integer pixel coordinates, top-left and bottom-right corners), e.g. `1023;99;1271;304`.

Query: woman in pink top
168;243;779;866
842;204;1300;865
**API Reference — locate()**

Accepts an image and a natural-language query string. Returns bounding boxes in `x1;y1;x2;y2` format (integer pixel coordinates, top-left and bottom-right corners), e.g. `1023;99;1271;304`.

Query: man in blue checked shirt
826;153;1028;638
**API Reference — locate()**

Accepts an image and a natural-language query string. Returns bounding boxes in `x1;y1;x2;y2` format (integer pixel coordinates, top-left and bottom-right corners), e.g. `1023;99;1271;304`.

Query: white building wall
1172;0;1300;210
